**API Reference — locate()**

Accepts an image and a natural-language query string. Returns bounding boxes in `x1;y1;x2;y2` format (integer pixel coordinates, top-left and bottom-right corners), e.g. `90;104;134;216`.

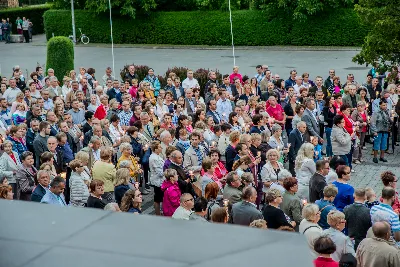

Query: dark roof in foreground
0;199;313;267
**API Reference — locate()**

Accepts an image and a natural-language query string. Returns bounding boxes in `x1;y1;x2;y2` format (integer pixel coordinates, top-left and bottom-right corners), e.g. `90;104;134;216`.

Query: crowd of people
0;63;400;266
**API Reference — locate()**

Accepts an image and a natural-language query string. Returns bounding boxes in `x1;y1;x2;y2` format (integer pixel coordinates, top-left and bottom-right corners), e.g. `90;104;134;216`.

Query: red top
333;102;342;113
94;104;107;120
266;104;284;121
313;257;339;267
201;161;227;181
360;112;367;132
9;153;17;164
339;112;354;135
229;73;243;84
129;86;138;98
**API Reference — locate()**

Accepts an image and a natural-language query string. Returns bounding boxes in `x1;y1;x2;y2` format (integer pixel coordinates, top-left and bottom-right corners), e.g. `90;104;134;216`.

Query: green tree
85;0;157;19
260;0;353;21
46;37;74;81
353;0;400;68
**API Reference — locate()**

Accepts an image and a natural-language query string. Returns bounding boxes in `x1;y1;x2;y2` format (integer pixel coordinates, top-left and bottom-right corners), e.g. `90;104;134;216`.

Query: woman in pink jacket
161;169;181;216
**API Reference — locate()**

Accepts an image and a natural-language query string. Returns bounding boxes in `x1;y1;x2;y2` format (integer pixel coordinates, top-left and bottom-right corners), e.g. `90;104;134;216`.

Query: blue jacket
143;75;161;96
316;199;336;230
31;184;48;202
167;86;184;101
56;143;74;164
284;77;296;89
41;191;67;206
7;136;27;156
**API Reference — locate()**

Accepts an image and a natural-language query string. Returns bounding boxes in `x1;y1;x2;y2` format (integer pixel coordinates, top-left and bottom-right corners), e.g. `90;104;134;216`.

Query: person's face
343;108;351;116
4;144;12;154
290;71;297;79
164;115;172;124
134;190;143;204
47;139;57;152
51;80;58;87
94;184;104;195
191;136;200;147
183;195;194;210
122;102;130;112
210;152;219;163
47;112;56;122
140;115;150;125
186;90;193;98
239;144;248;155
336;218;346;231
380;103;387;110
209;100;217;110
37;172;50;188
329;70;335;78
52;181;65;196
315;77;322;86
372;78;378;86
174;153;183;165
92;140;101;150
307;100;316;110
43;125;51;135
336;97;342;103
129;66;135;73
22;154;34;167
210;72;216;80
76;92;84;100
268;152;278;163
269;97;276;106
6;189;13;200
174;80;180;87
30;120;39;132
123;147;132;156
231;175;241;188
167;78;172;85
321;163;330;176
9;79;16;88
296;77;302;85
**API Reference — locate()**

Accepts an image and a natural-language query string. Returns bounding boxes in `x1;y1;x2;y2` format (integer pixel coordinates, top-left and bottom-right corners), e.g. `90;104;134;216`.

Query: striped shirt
371;203;400;234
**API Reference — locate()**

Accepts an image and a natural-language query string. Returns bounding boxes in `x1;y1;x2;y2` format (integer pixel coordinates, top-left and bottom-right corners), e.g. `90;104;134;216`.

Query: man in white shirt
293;76;305;95
216;89;233;122
182;69;199;90
172;193;194;220
3;78;22;106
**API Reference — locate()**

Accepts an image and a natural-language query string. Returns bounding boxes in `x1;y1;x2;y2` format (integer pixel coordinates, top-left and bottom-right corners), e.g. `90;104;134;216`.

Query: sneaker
353;160;361;164
141;189;150;195
380;158;388;162
362;146;367;150
373;158;378;163
351;169;355;173
385;150;393;154
145;184;151;190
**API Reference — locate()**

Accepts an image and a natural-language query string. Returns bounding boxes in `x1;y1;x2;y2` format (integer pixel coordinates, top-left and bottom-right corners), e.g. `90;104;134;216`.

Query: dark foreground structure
0;200;313;267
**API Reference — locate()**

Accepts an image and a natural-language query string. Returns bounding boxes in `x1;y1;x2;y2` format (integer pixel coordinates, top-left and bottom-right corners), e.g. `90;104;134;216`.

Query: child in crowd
186;116;193;133
129;78;138;98
365;187;380;209
161;169;181;217
311;136;322;162
12;103;27;125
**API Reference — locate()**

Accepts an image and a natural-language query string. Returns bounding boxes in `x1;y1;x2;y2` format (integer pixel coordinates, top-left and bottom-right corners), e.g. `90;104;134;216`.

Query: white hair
295;143;315;170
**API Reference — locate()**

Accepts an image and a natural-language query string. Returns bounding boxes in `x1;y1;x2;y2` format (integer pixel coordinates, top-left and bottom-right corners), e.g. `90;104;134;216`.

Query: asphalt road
0;34;369;83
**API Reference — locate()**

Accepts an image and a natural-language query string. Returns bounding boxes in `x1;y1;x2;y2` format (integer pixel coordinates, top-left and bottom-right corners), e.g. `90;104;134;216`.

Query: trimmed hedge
0;4;52;34
46;36;74;81
43;9;368;46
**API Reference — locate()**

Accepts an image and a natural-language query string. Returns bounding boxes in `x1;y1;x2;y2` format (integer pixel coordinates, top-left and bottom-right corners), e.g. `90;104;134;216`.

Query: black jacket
309;172;327;203
168;162;196;197
206;110;221;125
288;128;304;162
225;144;237;172
26;128;38;153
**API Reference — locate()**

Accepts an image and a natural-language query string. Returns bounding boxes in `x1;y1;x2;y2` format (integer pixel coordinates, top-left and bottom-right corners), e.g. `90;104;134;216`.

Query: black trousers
23;30;29;43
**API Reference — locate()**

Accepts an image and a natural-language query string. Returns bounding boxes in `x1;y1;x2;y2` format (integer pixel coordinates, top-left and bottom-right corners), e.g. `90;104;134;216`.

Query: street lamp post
71;0;76;44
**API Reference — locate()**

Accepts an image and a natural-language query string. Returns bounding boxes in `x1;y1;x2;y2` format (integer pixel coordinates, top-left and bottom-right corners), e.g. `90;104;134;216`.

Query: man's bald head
372;221;390;240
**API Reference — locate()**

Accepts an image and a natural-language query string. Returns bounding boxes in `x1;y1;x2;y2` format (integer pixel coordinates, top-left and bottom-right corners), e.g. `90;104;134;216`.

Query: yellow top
117;154;141;180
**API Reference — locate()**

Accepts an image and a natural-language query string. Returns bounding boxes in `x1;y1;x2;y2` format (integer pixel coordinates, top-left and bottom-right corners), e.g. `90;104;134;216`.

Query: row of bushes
44;9;368;46
0;4;52;34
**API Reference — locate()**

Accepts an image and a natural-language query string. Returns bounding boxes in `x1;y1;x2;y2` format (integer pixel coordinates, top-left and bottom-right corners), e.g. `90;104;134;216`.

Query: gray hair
302;204;320;221
170;150;182;159
3;140;12;147
104;203;119;211
159;130;171;141
49;76;58;82
305;98;315;108
119;142;132;152
271;124;282;134
140;112;149;119
278;169;292;181
371;210;391;224
90;136;100;144
261;129;271;142
37;170;49;179
50;176;65;188
118;160;131;168
296;121;306;128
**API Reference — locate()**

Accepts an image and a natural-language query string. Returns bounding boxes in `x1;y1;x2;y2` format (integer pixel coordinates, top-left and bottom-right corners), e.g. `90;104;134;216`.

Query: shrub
43;9;367;46
165;67;189;82
46;36;74;81
134;65;151;81
0;4;52;34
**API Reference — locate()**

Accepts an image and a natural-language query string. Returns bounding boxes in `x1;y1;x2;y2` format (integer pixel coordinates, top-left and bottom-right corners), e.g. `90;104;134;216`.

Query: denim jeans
325;127;333;157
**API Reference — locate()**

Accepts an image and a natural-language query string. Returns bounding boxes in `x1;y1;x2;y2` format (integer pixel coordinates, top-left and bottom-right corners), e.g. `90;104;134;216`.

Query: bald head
372;221;390;240
242;186;257;203
171;150;183;165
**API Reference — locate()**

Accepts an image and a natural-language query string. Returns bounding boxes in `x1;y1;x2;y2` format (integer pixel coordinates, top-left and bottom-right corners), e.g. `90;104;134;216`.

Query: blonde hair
295;143;315;170
365;187;376;201
229;130;240;143
266;149;280;160
75;151;89;165
327;210;345;227
240;133;251;143
249;219;267;229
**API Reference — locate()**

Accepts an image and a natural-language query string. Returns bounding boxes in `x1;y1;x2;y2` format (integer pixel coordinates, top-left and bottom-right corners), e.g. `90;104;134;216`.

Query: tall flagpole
108;0;115;72
228;0;235;66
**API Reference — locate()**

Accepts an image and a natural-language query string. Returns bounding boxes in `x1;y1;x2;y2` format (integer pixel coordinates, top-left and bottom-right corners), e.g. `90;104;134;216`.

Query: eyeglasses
344;172;351;175
184;198;194;202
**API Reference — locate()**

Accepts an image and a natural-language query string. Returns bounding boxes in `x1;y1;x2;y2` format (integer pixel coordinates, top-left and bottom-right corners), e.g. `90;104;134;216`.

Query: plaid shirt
118;110;133;126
